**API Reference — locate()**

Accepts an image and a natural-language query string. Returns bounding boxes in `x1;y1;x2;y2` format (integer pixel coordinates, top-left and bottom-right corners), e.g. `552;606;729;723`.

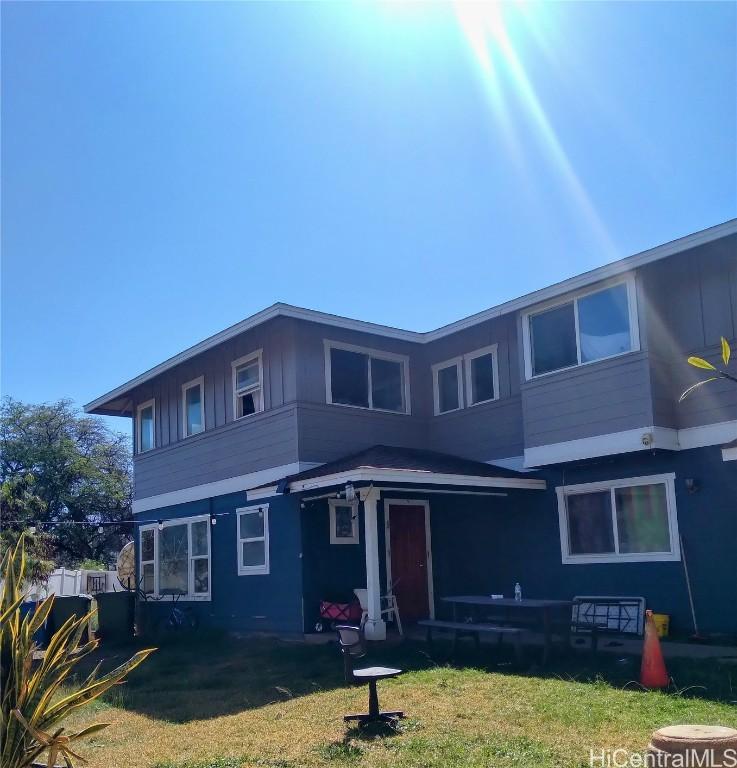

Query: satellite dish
116;541;135;589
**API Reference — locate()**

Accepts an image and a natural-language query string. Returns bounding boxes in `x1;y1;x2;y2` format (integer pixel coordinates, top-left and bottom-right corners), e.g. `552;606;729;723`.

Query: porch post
361;486;386;640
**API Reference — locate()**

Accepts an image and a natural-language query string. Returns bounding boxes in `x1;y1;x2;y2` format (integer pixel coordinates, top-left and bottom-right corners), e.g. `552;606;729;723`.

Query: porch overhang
248;468;546;500
247;444;547;501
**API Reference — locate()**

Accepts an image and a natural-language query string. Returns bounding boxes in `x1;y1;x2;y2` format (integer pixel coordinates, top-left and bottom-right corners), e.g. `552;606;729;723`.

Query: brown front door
388;503;430;622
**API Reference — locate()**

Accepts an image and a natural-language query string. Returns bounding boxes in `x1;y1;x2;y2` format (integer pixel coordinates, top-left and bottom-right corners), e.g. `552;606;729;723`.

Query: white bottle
514;582;522;602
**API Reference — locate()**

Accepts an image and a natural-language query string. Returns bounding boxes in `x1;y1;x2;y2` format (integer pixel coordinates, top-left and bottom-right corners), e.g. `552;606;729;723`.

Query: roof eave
247;468;547;499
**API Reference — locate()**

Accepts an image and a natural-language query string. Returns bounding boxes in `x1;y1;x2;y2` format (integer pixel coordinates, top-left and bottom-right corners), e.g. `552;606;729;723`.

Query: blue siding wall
429;447;736;636
300;500;367;632
135;492;304;634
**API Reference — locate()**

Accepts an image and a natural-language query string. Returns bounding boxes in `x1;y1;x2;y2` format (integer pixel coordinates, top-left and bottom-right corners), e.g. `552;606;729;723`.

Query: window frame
323;340;411;415
431;357;464;415
181;376;206;438
556;473;680;565
522;275;640;380
329;498;360;545
139;528;156;596
138;514;211;601
236;504;270;575
136;399;156;454
231;350;264;421
463;345;500;407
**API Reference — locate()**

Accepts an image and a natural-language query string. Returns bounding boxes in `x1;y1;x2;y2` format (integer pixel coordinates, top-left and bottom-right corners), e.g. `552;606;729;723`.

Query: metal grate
571;595;646;635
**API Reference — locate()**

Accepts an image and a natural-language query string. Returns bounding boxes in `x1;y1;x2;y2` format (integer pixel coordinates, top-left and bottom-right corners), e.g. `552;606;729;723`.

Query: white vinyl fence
23;568;119;601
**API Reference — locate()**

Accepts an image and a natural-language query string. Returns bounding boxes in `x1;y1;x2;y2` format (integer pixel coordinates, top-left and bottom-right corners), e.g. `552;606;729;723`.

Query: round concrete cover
650;725;737;755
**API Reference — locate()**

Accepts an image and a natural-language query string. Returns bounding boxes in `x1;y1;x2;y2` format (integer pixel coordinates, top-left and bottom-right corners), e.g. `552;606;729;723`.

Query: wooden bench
418;619;524;664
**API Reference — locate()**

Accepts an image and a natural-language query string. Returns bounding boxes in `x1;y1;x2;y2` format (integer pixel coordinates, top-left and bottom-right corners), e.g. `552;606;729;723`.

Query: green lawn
61;634;737;768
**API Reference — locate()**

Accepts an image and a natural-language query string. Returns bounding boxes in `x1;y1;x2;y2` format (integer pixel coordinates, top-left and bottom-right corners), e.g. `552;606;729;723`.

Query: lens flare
454;1;617;259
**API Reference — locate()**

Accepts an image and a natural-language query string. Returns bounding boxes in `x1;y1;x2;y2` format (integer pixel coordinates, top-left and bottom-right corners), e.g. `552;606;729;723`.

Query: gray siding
296;402;427;464
643;236;737;429
429;396;524;461
134;404;298;499
130;316;298;450
293;321;430;414
292;321;428;463
125;230;735;499
424;314;524;460
521;352;653;448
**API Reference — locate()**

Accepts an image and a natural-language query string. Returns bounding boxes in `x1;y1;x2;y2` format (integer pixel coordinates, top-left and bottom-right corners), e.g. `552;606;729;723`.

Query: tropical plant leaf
687;356;716;370
679;377;718;402
1;538;155;768
722;336;731;366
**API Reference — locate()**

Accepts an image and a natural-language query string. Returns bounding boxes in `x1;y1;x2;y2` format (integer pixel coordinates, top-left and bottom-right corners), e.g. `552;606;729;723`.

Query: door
388;503;430;622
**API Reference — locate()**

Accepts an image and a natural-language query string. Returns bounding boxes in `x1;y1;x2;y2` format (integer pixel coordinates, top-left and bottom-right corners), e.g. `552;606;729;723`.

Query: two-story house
86;219;737;639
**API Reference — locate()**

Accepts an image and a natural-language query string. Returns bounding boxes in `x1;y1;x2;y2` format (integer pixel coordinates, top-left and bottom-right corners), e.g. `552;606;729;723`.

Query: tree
0;475;54;582
0;399;132;568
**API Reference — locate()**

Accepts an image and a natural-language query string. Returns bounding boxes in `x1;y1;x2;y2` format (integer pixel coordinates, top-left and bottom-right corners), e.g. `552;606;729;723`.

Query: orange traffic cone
641;609;669;689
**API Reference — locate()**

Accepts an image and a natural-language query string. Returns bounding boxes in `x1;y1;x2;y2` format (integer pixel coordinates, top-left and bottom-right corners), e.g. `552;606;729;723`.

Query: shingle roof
251;444;538;491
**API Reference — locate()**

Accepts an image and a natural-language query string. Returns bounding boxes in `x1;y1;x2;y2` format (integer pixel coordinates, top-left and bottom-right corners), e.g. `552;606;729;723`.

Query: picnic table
441;595;573;664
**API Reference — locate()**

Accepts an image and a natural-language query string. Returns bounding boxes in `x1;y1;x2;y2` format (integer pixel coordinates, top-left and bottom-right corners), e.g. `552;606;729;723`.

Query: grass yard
60;634;737;768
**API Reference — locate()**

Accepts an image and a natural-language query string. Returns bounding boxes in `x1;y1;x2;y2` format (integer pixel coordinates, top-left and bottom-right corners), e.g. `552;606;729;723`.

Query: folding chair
353;587;403;636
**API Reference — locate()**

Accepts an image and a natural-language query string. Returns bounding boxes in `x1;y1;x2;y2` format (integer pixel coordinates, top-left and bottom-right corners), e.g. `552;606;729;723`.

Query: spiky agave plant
0;536;155;768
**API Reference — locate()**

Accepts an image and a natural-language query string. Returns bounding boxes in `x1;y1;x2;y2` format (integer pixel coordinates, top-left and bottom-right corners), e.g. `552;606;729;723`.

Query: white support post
361;486;386;640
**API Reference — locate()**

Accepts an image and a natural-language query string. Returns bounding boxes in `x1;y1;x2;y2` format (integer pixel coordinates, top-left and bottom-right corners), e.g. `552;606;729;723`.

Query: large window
556;474;679;564
232;351;263;419
432;358;463;415
524;279;638;378
138;515;211;599
237;505;270;575
182;377;205;437
324;341;409;414
464;346;499;406
329;499;359;545
137;400;155;453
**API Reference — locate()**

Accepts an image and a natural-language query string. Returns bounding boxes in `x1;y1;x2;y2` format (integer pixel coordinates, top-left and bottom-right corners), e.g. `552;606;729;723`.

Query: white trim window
140;528;156;595
432;357;464;415
138;514;211;600
324;340;410;414
464;345;499;406
232;351;264;420
182;377;205;437
523;276;639;379
136;399;156;453
329;498;359;545
556;473;680;564
237;505;270;575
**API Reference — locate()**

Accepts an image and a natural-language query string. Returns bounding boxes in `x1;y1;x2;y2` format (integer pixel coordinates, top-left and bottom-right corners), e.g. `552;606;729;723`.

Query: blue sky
2;1;735;431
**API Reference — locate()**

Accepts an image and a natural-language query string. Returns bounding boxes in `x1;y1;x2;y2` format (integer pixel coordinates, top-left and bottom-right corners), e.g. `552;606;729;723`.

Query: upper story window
556;473;679;564
324;341;410;414
432;346;499;415
232;351;263;419
432;357;463;415
523;277;639;379
182;377;205;437
464;345;499;406
138;514;211;600
137;399;155;453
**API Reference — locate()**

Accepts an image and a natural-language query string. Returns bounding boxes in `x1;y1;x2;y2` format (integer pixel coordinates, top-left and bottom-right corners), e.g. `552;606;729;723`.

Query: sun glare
453;1;617;259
